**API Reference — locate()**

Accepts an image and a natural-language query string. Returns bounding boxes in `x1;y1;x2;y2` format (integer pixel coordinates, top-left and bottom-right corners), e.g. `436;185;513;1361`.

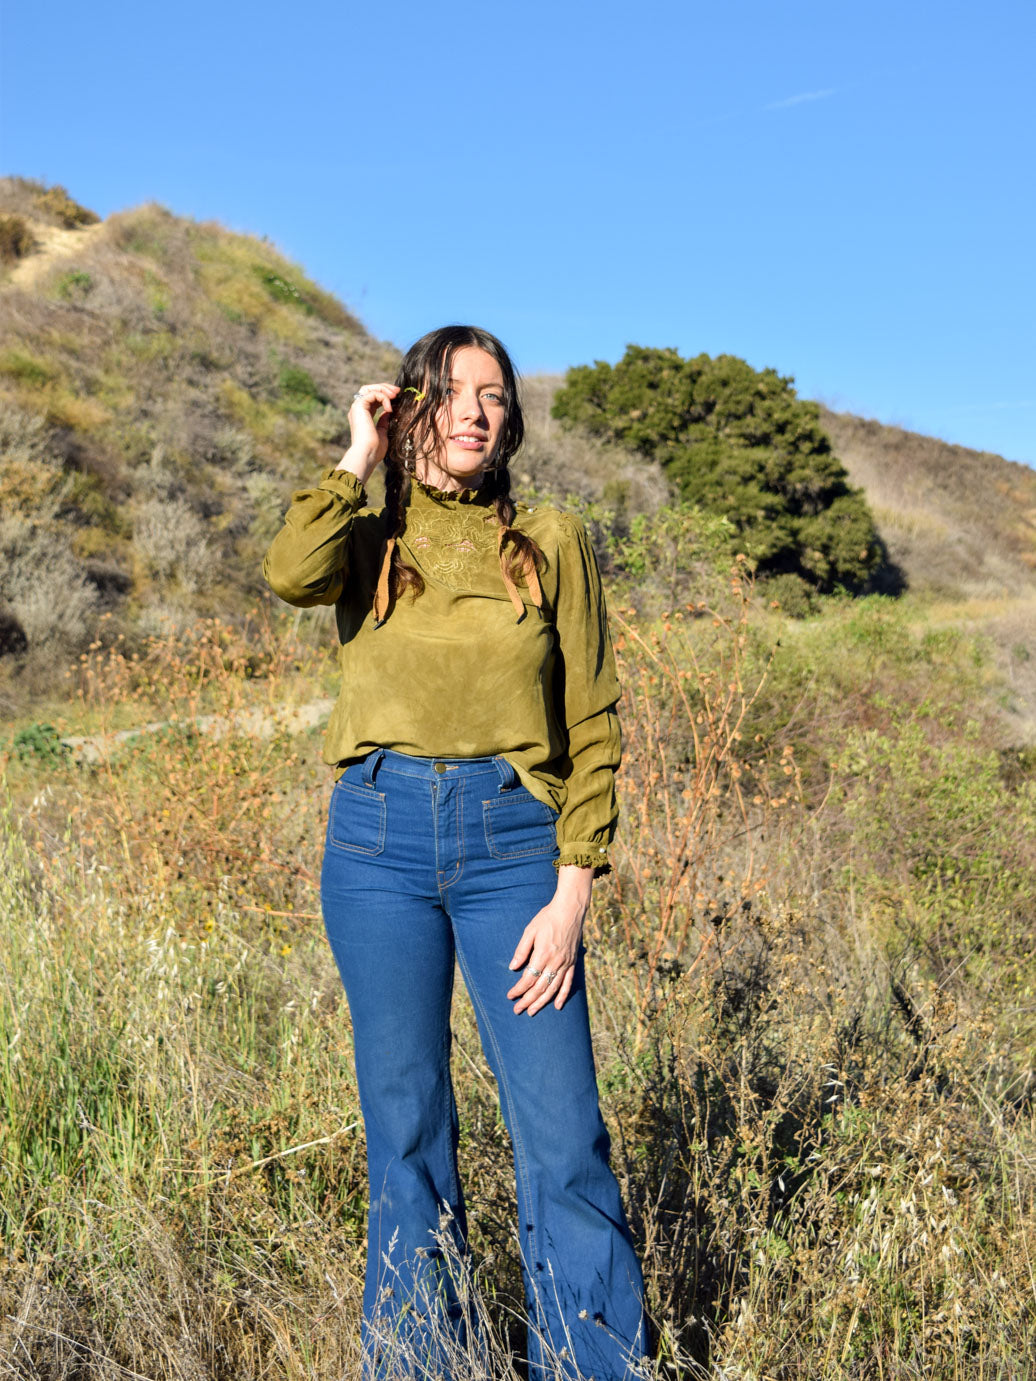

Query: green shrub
147;273;170;315
55;269;94;300
251;263;364;333
277;364;327;413
757;570;817;617
552;345;881;596
11;722;70;765
0;349;59;386
253;265;313;313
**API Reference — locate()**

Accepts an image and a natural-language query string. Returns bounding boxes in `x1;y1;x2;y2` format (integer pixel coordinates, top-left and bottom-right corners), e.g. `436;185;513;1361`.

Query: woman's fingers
346;383;400;469
353;381;399;401
521;965;568;1017
349;383;399;414
508;955;573;1015
508;928;534;973
554;967;576;1011
506;931;553;997
507;896;584;1015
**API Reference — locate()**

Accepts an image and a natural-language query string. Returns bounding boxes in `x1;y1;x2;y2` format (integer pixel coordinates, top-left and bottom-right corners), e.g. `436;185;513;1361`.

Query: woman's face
416;346;507;492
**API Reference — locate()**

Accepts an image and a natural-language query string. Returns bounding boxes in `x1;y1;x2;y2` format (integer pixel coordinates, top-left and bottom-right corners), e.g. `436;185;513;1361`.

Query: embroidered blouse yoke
262;467;621;871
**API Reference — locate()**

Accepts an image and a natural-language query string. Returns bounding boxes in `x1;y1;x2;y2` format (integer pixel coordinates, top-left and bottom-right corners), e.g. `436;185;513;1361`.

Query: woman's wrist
335;444;380;484
555;864;594;907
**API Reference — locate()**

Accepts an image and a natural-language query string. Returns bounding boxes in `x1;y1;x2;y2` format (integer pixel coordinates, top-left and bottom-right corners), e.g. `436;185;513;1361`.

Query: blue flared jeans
320;748;647;1380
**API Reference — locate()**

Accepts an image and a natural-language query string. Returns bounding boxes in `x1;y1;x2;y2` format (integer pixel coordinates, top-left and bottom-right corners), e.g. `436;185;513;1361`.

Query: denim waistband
355;747;519;790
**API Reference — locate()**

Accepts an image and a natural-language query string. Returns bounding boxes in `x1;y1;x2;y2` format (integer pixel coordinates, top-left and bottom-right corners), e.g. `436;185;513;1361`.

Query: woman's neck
414;457;486;495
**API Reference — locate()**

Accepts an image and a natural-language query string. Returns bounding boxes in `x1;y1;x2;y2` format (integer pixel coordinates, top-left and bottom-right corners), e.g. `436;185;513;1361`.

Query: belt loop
362;748;385;788
494;755;519;792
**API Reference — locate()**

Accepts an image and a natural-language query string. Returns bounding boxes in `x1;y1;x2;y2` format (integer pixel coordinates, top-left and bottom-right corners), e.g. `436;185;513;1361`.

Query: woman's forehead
440;345;504;386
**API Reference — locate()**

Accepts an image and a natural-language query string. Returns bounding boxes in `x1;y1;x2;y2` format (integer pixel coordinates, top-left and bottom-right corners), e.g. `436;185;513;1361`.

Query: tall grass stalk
2;598;1035;1378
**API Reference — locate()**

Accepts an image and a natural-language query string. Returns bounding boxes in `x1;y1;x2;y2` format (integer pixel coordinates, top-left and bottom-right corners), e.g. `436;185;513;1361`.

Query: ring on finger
544;969;559;982
529;967;542;977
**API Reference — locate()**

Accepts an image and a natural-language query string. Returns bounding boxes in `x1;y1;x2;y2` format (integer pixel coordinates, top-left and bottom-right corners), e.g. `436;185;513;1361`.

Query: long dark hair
380;325;543;608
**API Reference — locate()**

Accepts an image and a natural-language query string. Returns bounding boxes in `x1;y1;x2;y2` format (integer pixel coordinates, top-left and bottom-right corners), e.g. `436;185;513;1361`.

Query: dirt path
62;697;335;765
4;216;106;291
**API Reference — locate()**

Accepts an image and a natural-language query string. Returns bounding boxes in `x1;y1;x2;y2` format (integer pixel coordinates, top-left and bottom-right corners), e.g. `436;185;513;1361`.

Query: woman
263;325;647;1380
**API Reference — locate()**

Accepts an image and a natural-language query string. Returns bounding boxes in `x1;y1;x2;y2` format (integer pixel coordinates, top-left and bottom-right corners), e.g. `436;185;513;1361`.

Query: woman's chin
417;457;490;492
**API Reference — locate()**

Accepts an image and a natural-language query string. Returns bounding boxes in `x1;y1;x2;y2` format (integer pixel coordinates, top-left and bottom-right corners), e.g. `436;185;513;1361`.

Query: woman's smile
448;432;488;451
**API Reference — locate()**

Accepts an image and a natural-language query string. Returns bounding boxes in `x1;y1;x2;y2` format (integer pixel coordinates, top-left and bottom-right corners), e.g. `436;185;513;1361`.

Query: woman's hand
506;865;594;1016
336;382;400;483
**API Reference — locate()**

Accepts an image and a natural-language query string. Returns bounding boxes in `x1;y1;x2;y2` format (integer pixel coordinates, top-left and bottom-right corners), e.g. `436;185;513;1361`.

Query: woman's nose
456;389;485;421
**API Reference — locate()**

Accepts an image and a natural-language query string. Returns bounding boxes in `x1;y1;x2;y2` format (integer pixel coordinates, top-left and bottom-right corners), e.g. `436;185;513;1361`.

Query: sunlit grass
2;585;1034;1378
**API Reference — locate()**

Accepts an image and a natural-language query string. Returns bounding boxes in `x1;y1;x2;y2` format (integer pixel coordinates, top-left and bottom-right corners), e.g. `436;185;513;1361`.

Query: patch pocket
328;780;387;856
483;790;558;860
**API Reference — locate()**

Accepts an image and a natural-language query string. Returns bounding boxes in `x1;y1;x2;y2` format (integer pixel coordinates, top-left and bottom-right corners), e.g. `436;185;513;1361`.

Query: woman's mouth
450;434;486;451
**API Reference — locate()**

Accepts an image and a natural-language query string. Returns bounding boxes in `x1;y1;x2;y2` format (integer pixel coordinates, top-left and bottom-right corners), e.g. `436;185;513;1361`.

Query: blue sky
2;0;1033;464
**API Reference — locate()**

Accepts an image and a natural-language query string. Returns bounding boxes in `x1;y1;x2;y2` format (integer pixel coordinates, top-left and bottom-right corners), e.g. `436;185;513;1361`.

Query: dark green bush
552;345;881;595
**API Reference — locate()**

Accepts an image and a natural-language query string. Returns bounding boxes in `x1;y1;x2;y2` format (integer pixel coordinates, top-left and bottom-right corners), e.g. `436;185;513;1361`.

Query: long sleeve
262;467;369;607
551;514;622;874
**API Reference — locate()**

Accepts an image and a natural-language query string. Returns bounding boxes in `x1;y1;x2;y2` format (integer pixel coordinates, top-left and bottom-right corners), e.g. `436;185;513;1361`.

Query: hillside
820;406;1036;599
1;178;1033;722
0;181;668;702
819;407;1036;739
0;179;398;692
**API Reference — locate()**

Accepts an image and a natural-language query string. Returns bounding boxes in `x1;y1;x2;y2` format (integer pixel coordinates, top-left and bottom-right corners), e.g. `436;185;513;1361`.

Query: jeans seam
437;780;465;895
452;942;541;1282
441;1003;462;1214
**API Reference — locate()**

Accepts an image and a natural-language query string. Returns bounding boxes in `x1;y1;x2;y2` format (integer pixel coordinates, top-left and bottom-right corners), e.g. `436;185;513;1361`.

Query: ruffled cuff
555;842;611;877
317;467;368;506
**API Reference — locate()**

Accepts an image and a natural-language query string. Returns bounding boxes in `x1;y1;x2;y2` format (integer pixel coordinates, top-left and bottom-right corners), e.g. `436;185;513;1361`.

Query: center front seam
434;778;465;894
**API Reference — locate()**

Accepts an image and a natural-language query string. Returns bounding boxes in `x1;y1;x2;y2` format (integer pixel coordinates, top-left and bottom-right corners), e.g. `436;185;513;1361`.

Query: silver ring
545;969;559;981
529;968;542;977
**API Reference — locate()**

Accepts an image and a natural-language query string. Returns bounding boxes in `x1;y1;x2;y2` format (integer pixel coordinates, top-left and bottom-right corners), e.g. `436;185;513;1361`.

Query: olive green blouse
262;466;621;871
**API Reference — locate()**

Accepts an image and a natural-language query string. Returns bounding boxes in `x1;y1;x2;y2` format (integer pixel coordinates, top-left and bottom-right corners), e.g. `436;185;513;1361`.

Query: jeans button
434;761;447;774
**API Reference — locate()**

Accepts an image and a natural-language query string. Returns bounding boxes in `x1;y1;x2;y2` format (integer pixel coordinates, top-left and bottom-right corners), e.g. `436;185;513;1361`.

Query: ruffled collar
408;474;496;509
372;477;543;626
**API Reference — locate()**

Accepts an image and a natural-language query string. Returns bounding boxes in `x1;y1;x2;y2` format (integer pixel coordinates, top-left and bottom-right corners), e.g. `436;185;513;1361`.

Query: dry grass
2;175;1035;1376
0;191;399;707
2;579;1034;1379
821;406;1036;603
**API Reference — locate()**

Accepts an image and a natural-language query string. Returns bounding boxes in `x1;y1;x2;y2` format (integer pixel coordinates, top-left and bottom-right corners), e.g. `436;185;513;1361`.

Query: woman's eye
483;392;503;404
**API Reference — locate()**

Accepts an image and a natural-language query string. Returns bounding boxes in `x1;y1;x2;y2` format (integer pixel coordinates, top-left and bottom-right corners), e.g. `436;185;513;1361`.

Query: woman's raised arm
262;382;397;607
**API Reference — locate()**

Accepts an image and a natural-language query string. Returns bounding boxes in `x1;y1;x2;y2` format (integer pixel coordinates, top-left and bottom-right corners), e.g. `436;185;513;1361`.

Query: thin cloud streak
765;87;837;111
690;84;842;131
